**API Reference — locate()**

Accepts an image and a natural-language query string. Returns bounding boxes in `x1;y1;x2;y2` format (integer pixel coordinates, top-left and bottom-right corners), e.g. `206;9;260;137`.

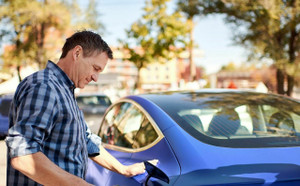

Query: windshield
148;91;300;148
76;95;111;107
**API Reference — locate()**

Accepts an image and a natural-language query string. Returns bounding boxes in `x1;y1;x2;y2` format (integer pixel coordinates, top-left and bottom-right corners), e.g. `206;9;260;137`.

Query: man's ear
72;45;83;61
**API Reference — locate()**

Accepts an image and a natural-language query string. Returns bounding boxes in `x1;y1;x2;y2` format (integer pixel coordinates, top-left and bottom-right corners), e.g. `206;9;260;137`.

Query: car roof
0;94;14;100
135;89;280;102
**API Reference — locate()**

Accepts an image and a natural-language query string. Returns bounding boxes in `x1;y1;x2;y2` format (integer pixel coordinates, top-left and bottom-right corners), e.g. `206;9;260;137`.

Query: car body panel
86;148;132;186
86;138;180;185
129;138;181;185
129;93;300;184
86;90;300;185
164;125;300;185
0;95;13;138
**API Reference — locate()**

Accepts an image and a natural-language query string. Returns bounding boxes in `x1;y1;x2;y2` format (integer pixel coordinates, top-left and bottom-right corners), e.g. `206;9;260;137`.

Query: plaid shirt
6;61;102;186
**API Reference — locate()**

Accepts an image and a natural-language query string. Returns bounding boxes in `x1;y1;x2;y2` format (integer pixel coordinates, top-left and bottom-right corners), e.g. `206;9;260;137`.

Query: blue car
0;94;13;139
86;90;300;185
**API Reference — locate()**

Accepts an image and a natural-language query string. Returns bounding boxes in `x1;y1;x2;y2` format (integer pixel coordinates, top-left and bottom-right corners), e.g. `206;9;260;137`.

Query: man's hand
122;159;159;177
91;146;160;178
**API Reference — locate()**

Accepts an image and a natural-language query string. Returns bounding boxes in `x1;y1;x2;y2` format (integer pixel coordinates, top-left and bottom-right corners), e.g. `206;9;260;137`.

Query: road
0;140;6;186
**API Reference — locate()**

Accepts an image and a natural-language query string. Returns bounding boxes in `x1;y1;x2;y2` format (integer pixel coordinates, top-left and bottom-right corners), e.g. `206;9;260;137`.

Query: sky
93;0;247;74
0;0;248;74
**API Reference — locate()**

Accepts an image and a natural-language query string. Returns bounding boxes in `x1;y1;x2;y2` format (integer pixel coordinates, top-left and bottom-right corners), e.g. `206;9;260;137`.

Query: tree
220;61;237;71
0;0;72;81
196;0;300;96
177;0;202;81
119;0;191;90
0;0;104;81
72;0;105;35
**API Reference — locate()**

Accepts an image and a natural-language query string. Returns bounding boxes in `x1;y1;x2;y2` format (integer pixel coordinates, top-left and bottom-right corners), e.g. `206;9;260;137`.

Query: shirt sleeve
85;122;102;157
6;82;58;158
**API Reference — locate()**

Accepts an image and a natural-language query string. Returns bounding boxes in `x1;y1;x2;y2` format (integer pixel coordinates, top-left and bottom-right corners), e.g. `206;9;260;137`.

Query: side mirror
144;161;169;185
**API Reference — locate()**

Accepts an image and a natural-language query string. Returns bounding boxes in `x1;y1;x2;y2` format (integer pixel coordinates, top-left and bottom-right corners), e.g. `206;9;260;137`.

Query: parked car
86;89;300;185
76;93;112;133
0;94;13;139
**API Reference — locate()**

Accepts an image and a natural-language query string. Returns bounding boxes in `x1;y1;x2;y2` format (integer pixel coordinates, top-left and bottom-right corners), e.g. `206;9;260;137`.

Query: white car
76;93;112;133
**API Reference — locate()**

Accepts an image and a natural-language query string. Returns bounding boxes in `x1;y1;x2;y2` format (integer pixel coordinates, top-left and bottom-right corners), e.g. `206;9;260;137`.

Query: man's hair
60;30;113;59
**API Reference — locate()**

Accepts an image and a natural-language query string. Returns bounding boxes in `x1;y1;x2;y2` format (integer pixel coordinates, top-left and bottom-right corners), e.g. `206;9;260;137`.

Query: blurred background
1;0;300;100
0;0;300;185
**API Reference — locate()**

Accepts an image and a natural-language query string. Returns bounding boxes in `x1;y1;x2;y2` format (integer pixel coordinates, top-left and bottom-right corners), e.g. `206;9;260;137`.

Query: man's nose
91;74;98;82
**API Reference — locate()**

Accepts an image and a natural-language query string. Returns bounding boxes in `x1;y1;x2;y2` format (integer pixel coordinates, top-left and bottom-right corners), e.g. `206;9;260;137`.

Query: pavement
0;140;6;186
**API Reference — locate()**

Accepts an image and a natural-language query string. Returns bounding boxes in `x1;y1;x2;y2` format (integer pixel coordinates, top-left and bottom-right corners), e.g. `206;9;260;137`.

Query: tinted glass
146;92;300;148
76;95;111;107
0;99;12;116
133;120;158;149
76;95;112;133
99;102;159;150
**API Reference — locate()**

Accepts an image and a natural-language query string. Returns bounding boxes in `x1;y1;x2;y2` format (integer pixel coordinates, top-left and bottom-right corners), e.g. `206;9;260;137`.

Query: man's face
75;52;108;89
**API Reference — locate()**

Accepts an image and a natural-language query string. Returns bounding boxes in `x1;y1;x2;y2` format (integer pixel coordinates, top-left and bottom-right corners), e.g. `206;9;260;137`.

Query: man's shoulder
24;68;53;83
16;69;60;96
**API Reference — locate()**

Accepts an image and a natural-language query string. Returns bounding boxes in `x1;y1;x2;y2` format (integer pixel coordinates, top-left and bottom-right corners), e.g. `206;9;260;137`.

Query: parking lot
0;140;6;186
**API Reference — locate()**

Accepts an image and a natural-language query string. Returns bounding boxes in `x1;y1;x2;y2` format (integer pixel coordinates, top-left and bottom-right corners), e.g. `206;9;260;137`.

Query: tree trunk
135;70;140;90
17;65;22;82
286;19;296;97
15;38;22;82
276;68;285;95
287;74;294;96
189;20;195;82
36;23;46;69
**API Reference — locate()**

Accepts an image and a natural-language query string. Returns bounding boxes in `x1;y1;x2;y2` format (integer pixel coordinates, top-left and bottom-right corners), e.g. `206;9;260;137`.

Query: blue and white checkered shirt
6;61;102;186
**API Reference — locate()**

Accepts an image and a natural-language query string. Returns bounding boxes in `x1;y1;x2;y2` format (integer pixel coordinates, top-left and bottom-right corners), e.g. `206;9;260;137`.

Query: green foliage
120;0;191;88
199;0;300;63
197;0;300;95
0;0;105;80
177;0;202;81
71;0;105;34
220;61;237;71
177;0;202;19
0;0;70;69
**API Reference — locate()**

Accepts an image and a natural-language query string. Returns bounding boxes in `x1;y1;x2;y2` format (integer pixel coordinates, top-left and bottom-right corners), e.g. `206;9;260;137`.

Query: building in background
209;68;277;93
140;60;178;91
81;47;205;96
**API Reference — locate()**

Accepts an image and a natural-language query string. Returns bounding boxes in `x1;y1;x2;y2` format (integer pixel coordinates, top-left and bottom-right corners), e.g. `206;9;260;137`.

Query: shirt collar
46;60;75;91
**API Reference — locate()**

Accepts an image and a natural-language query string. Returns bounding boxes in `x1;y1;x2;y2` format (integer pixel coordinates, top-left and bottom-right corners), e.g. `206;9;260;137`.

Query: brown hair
60;30;113;59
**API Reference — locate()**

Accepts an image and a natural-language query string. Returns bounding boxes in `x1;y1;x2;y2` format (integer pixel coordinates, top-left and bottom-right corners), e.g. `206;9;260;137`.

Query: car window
76;95;111;107
133;120;158;149
262;105;297;136
0;99;12;117
99;101;160;150
235;105;253;133
115;106;143;148
115;102;132;124
149;92;300;148
178;103;300;138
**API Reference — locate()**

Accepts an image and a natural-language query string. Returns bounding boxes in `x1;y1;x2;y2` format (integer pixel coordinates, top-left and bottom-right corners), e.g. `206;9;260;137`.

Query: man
6;31;150;185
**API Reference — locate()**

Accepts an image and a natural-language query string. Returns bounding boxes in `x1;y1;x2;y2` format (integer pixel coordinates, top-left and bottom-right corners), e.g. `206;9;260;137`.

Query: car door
86;102;135;185
129;118;181;185
86;100;179;185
